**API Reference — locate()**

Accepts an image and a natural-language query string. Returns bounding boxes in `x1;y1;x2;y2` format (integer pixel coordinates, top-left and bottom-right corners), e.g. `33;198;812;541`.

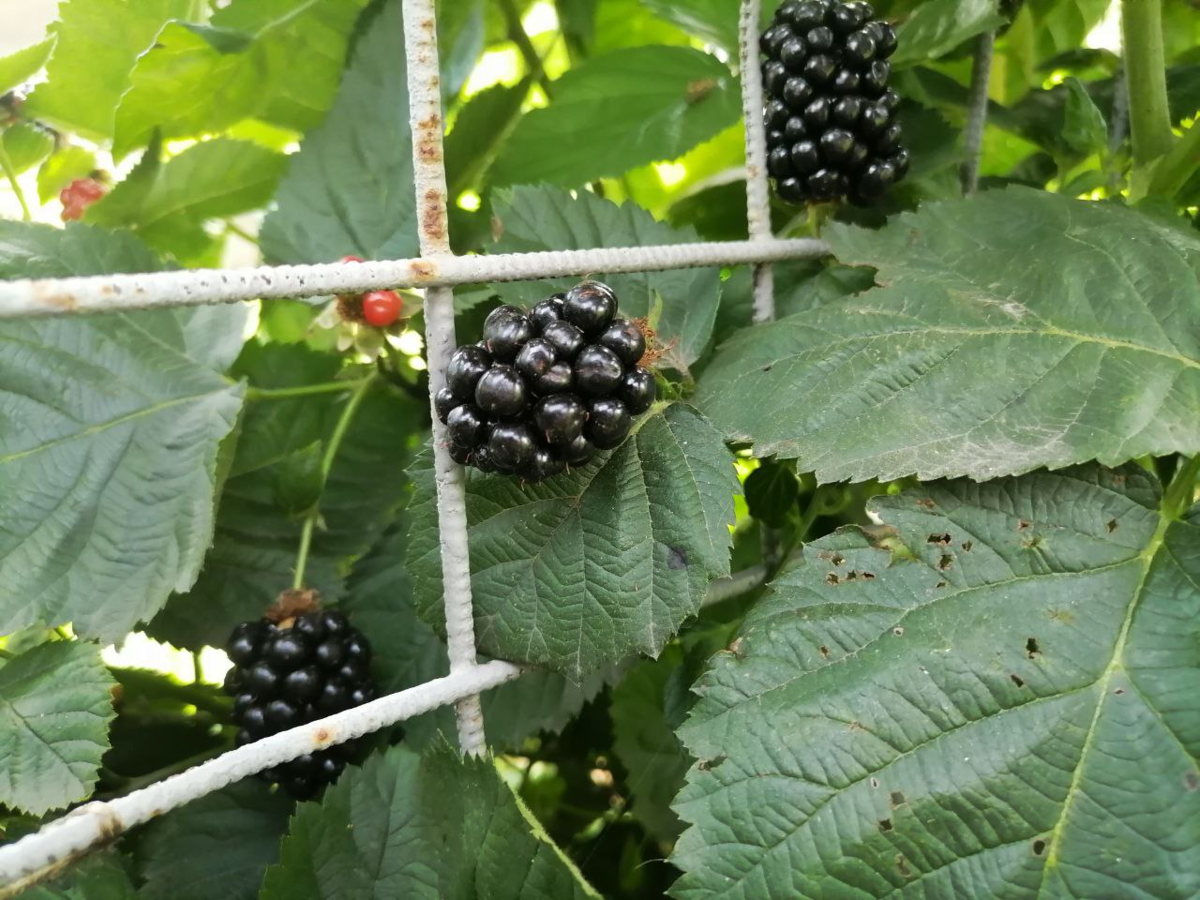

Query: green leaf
149;381;423;650
1061;77;1108;156
0;641;115;815
438;0;485;103
137;782;292;900
491;185;721;365
89;139;286;234
890;0;1007;69
491;46;740;188
0;37;55;96
611;646;690;842
260;0;418;264
0;223;245;641
445;80;532;196
24;0;192;140
37;144;96;204
18;853;137;900
743;462;799;528
112;0;369;158
672;464;1200;900
342;518;618;750
636;0;741;50
698;188;1200;483
1;122;54;175
409;405;739;679
261;743;598;899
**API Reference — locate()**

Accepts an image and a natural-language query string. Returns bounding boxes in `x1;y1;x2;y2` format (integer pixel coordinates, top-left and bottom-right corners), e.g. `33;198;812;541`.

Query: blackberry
437;280;656;482
223;599;377;801
760;0;907;206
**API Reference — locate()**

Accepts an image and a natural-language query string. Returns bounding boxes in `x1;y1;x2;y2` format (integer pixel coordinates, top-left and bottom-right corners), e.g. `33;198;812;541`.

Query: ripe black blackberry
436;280;656;481
223;593;377;801
760;0;908;206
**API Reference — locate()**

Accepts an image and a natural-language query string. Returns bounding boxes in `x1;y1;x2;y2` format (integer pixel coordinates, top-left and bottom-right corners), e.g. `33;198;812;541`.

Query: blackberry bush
222;596;377;800
435;280;656;481
760;0;909;205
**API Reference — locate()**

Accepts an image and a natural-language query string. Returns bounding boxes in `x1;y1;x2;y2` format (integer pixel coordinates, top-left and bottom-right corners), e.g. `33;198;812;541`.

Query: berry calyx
361;290;402;327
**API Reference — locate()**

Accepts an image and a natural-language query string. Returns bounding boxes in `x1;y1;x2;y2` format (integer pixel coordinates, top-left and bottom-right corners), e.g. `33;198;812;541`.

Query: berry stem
246;376;374;402
498;0;554;100
291;375;377;590
1120;0;1175;180
1163;454;1200;521
223;219;259;245
0;141;31;222
960;30;996;197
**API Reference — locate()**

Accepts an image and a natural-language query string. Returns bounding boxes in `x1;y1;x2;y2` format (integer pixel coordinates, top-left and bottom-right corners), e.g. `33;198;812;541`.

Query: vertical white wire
401;0;487;755
961;30;996;197
739;0;775;324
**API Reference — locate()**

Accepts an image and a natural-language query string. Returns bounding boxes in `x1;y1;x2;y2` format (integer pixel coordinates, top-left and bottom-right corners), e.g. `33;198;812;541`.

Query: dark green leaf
890;0;1006;69
343;519;617;750
0;223;245;641
24;0;191;140
0;641;115;815
698;188;1200;483
491;185;722;365
260;0;418;264
491;46;740;188
743;462;799;528
438;0;485;103
636;0;741;51
261;743;598;899
0;37;55;96
1061;77;1107;156
19;853;136;900
137;782;292;900
409;405;739;679
673;464;1200;899
445;80;531;196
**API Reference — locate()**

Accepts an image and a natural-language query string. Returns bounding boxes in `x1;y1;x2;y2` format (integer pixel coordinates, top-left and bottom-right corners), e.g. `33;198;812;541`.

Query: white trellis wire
0;0;819;891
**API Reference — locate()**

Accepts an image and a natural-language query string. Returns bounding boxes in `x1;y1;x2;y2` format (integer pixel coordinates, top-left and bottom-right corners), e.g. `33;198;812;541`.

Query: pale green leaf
37;145;97;204
409;405;739;679
261;743;598;899
672;464;1200;899
491;185;721;365
698;188;1200;483
491;46;741;188
260;0;418;264
0;37;55;96
0;223;245;641
1;122;54;175
138;782;292;900
24;0;191;140
0;641;115;815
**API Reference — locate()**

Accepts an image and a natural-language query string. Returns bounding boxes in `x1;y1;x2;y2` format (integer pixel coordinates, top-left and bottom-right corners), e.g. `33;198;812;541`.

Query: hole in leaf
961;541;973;551
938;554;953;570
927;533;952;545
917;498;936;510
870;778;880;789
826;573;840;585
761;364;773;372
935;581;947;588
895;855;911;877
1106;518;1119;533
1032;840;1046;856
1026;638;1040;658
862;571;876;580
878;818;893;832
1010;674;1025;688
1113;687;1125;695
831;553;845;566
890;791;906;807
819;645;830;658
893;626;905;636
1017;519;1032;531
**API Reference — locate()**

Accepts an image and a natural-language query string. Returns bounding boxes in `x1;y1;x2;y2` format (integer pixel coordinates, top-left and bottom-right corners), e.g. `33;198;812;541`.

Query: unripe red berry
361;290;402;327
59;178;106;222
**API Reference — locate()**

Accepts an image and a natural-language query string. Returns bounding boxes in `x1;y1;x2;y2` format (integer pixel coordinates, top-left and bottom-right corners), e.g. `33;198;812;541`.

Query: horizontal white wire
0;238;830;318
0;660;522;898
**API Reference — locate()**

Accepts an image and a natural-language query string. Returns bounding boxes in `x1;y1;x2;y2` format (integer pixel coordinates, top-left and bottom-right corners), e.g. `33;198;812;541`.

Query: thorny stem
961;30;996;196
292;375;377;590
1120;0;1174;175
246;377;373;402
0;142;31;222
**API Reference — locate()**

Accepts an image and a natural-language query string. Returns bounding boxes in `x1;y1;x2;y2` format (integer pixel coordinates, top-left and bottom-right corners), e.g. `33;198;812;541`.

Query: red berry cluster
336;255;403;328
59;177;106;222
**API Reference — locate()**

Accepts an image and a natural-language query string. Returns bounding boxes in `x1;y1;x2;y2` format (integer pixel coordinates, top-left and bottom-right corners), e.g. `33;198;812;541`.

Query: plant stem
1145;119;1200;200
498;0;554;99
291;375;376;589
961;30;996;196
0;141;31;222
1164;454;1200;520
246;376;373;402
115;746;226;796
0;647;15;660
224;219;259;245
1121;0;1174;172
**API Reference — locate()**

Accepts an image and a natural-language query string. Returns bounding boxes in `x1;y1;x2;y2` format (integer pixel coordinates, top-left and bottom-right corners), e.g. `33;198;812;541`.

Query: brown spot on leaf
916;498;936;510
825;573;840;585
819;645;830;658
1184;771;1199;791
893;626;905;636
1017;519;1032;531
890;791;906;808
961;541;973;551
697;754;726;771
1106;518;1119;533
685;78;718;103
896;855;912;877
